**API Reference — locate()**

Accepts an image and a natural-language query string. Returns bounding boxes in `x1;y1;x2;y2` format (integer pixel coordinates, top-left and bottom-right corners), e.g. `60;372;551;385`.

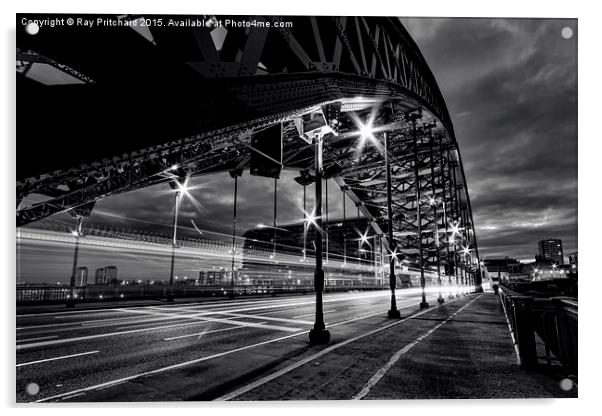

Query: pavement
15;289;576;402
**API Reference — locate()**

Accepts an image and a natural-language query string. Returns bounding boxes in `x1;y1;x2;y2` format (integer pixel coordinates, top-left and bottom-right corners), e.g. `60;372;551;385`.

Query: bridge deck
46;293;574;401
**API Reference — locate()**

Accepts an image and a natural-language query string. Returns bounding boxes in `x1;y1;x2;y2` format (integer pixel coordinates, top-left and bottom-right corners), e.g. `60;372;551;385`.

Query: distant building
537;239;564;265
105;266;118;281
74;266;88;286
94;266;118;284
568;252;578;273
530;262;572;281
482;258;526;283
95;268;105;284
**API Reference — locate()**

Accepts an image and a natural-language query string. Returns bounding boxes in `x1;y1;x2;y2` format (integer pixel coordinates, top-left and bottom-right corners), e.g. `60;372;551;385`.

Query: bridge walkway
226;292;577;400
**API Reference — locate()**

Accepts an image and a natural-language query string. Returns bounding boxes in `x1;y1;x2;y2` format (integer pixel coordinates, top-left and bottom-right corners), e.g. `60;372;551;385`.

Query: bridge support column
384;132;400;318
309;134;330;345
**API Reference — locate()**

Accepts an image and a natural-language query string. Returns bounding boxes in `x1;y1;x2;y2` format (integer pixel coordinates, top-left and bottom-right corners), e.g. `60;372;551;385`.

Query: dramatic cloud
402;17;577;261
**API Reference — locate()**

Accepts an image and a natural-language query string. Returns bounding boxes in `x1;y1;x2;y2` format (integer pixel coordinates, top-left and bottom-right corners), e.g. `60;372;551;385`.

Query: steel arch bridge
16;14;481;285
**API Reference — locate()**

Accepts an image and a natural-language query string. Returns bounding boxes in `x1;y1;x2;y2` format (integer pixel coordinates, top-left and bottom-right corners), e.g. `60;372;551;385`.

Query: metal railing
16;283;387;306
499;284;577;375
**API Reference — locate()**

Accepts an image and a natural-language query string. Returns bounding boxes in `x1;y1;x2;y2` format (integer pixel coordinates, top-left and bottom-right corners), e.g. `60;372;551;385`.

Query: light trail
17;351;99;368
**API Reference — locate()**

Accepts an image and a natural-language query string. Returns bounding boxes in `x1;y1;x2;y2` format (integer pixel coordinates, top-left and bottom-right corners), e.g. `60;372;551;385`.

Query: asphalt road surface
16;287;451;402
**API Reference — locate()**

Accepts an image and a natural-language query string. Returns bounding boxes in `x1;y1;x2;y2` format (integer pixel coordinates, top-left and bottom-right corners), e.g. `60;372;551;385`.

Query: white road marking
17;320;222;350
17;315;300;350
353;295;482;400
19;316;174;335
35;331;308;402
292;310;336;319
34;295;425;402
114;317;205;331
220;312;314;325
164;323;267;341
17;351;99;368
17;335;59;343
215;296;461;400
347;304;375;310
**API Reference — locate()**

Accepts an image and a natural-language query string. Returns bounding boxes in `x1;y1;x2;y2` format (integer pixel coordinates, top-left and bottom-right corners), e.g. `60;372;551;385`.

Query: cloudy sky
19;17;578;282
400;18;577;261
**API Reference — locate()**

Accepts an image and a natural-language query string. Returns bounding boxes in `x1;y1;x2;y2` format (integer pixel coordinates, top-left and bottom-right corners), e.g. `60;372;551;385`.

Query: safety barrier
498;284;577;375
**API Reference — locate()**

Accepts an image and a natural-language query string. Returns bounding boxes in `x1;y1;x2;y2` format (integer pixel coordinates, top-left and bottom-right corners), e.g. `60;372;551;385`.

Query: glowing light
346;108;387;159
359;122;375;142
450;221;462;236
304;208;319;229
462;246;471;256
358;230;370;246
428;196;437;206
552;263;558;270
175;178;191;196
388;248;399;260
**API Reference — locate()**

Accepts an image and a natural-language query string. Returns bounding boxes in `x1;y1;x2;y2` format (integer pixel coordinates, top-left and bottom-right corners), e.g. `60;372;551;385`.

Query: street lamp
426;128;445;304
429;196;445;304
308;130;331;345
229;169;243;297
66;215;84;308
294;171;316;264
406;110;429;309
167;177;189;302
462;246;472;292
383;131;401;318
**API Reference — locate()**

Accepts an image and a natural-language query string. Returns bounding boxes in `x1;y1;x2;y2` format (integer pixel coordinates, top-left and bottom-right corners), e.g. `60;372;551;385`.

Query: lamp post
442;201;453;299
408;113;428;309
229;169;242;297
325;177;329;266
357;204;362;270
273;177;278;262
428;131;445;304
309;132;330;345
294;171;315;265
384;132;400;318
440;141;454;300
66;215;84;308
303;184;307;263
450;160;460;297
342;185;348;267
167;178;186;302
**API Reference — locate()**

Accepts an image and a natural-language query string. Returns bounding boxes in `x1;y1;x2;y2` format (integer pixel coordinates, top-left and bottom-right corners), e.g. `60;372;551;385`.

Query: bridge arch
16;14;480;288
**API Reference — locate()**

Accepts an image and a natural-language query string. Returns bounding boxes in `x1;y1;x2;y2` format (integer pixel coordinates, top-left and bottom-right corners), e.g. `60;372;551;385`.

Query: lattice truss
16;13;479;273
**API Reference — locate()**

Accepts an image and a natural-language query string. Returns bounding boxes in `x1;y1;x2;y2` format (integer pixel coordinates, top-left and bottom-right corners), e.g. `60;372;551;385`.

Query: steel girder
16;14;480;274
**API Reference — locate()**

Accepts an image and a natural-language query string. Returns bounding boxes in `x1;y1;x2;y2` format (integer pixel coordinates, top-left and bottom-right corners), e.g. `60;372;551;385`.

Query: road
16;287;452;402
